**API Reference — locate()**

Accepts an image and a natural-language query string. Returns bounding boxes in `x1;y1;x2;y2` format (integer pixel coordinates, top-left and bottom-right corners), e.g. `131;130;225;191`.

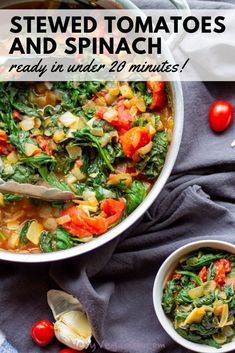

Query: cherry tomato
120;127;151;160
31;320;54;347
214;259;232;286
59;349;85;353
198;266;208;282
208;100;233;132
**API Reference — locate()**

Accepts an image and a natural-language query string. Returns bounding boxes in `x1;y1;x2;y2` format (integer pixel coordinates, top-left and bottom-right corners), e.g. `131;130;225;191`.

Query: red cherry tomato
59;349;85;353
31;320;54;347
208;100;233;132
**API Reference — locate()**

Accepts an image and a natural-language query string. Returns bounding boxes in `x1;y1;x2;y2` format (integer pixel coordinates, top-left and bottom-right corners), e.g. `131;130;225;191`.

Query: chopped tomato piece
214;259;232;286
172;273;182;279
35;136;53;156
147;81;167;110
100;198;125;226
0;130;14;155
60;199;125;237
147;81;165;93
149;92;167;110
62;222;93;238
95;109;106;119
60;206;107;237
198;266;208;282
96;102;132;134
120;127;151;160
0;130;8;142
12;109;21;121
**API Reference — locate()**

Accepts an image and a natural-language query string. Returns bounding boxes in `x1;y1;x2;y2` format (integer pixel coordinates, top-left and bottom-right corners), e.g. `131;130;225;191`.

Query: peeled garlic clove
60;311;92;338
54;320;91;350
47;290;92;351
47;290;84;320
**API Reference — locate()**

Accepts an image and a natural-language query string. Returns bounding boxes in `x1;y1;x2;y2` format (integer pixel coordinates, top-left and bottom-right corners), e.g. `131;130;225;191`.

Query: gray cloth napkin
1;2;235;353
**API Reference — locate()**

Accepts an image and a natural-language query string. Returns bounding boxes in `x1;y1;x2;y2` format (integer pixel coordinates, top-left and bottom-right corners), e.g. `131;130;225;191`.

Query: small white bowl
153;240;235;353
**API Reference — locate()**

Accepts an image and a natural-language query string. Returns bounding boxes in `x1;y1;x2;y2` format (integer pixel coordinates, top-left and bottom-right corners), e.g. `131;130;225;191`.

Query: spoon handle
0;179;75;201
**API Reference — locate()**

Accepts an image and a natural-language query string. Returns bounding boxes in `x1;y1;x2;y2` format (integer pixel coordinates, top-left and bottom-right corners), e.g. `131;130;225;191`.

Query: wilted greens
0;80;172;253
162;249;235;348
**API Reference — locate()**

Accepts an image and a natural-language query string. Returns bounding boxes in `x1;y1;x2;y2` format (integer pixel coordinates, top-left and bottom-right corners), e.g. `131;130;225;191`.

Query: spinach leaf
174;312;189;321
125;181;146;214
176;270;203;286
176;283;195;305
39;167;72;192
190;323;217;337
19;220;33;244
39;231;53;253
162;278;179;315
74;128;114;171
182;252;227;271
1;164;36;183
54;81;105;112
54;228;83;251
136;131;168;179
176;329;222;348
224;284;234;298
193;293;215;307
39;228;83;253
3;193;23;204
19;153;55;168
104;142;125;163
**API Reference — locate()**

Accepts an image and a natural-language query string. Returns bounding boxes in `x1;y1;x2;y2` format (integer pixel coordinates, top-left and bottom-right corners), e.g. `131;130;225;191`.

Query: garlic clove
54;320;91;350
60;311;92;338
47;290;83;320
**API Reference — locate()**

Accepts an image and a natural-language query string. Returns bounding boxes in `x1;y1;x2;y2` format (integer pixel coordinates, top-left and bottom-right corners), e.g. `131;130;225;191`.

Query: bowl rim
153;240;235;353
0;0;184;263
